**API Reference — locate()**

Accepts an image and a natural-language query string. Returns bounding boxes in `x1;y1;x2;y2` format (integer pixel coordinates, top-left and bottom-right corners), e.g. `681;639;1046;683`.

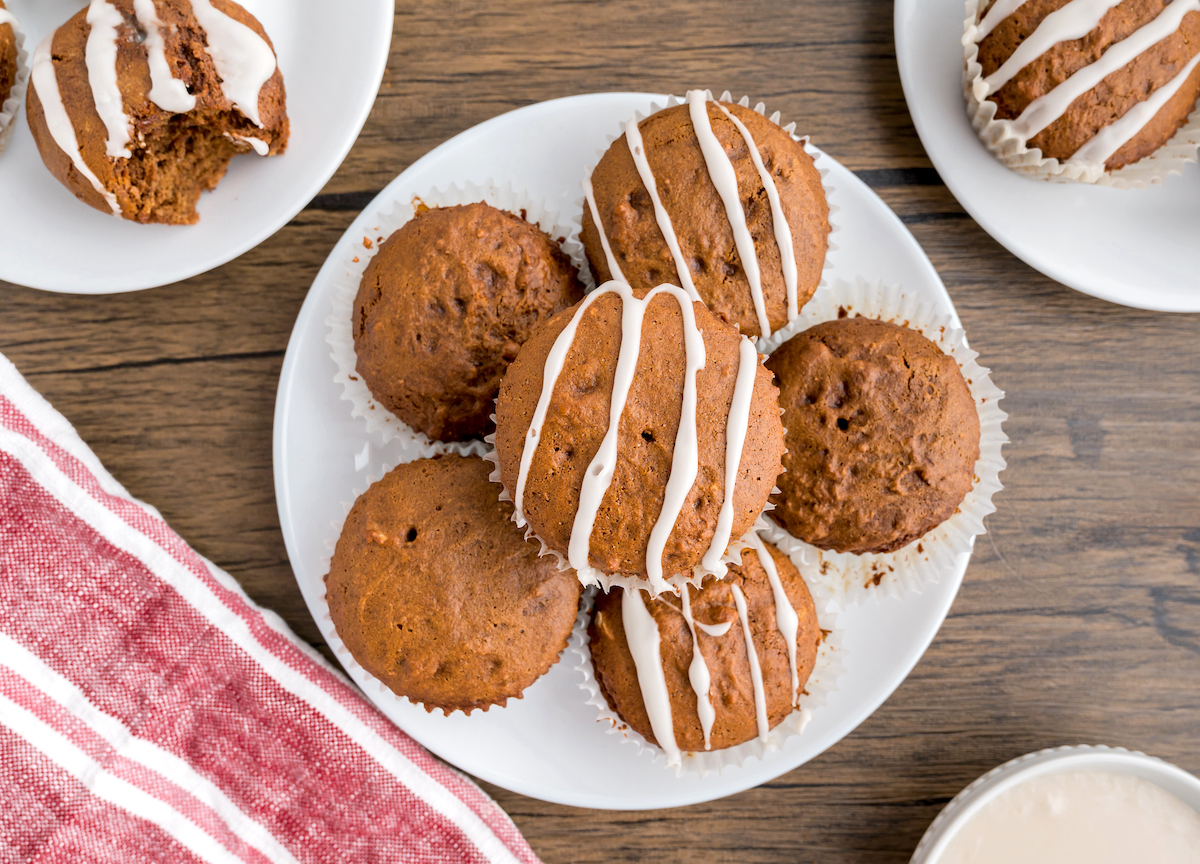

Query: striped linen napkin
0;353;539;864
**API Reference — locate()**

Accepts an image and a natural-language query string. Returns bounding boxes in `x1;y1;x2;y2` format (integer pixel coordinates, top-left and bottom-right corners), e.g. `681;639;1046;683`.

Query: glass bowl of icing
912;744;1200;864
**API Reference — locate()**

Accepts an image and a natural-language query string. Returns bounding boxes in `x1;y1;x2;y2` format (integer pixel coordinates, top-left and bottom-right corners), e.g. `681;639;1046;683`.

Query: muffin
966;0;1200;181
767;317;980;555
27;0;288;224
326;455;582;715
353;202;584;442
493;281;786;594
588;539;821;766
0;1;17;110
582;91;829;339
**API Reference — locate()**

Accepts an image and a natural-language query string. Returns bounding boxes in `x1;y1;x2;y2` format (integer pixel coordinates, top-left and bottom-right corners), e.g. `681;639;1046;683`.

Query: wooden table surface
3;1;1199;861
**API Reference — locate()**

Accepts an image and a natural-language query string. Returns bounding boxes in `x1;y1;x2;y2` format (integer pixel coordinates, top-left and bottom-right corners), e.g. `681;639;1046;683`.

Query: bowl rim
911;744;1200;863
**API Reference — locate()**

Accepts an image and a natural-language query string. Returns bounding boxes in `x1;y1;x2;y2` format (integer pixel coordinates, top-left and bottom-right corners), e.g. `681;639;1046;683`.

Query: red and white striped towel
0;353;540;864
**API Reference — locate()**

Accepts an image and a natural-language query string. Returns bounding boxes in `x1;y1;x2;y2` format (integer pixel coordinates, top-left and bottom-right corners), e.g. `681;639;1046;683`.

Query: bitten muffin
0;1;17;110
968;0;1200;173
767;317;980;555
353;202;584;442
494;282;786;592
27;0;288;224
589;542;821;756
326;455;582;714
582;94;829;338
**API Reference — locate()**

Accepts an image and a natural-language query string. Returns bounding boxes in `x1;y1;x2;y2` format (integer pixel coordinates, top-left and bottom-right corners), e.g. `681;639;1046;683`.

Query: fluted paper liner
0;13;29;154
759;276;1008;609
962;0;1200;188
326;180;591;457
579;89;840;348
570;530;844;776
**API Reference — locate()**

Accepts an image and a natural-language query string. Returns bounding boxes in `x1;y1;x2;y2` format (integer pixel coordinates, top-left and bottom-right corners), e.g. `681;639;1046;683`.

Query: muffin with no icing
27;0;288;223
326;455;583;715
588;541;821;761
493;282;785;593
767;317;980;555
353;202;584;442
582;93;829;339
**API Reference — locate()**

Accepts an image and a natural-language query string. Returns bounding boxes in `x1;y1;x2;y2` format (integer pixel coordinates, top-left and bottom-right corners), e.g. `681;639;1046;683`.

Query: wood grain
2;1;1199;861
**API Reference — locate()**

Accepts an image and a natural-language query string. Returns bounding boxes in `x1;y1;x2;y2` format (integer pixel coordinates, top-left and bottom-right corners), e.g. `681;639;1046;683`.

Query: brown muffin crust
494;286;786;581
581;101;829;338
977;0;1200;169
588;543;821;753
27;0;288;223
0;1;16;110
353;203;584;442
767;318;980;555
326;455;582;715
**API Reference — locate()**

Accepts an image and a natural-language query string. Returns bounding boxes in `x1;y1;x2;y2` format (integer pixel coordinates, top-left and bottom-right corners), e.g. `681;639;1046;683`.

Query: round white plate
895;0;1200;312
0;0;394;294
273;92;969;809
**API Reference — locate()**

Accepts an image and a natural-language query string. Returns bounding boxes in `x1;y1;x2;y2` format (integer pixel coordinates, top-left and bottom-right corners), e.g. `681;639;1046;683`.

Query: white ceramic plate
0;0;394;294
895;0;1200;312
273;92;969;809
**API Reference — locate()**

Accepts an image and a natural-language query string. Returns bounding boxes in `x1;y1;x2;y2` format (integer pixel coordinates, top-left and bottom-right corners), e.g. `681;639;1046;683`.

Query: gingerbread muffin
767;317;980;555
28;0;288;224
0;1;17;111
589;539;821;765
353;202;584;442
326;455;582;715
967;0;1200;177
493;281;786;594
582;91;829;339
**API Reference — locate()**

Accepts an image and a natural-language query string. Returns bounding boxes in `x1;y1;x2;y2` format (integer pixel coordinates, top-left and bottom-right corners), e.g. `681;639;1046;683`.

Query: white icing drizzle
132;0;197;113
0;9;17;29
976;0;1028;39
226;132;269;155
679;590;716;750
696;620;734;637
623;117;701;302
749;533;801;707
700;336;757;575
86;0;133;159
1070;48;1200;165
582;174;627;283
189;0;277;128
712;100;799;321
31;33;121;215
687;90;770;337
621;589;682;769
730;583;770;743
982;0;1124;96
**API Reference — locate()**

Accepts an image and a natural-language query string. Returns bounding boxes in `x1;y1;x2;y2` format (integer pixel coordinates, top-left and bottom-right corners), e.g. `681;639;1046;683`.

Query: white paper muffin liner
962;0;1200;188
0;10;30;155
325;180;591;457
758;276;1007;609
578;89;840;348
570;530;844;776
315;453;580;717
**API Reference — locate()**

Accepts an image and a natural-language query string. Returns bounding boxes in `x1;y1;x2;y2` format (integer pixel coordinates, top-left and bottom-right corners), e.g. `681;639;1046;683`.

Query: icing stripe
132;0;197;114
679;590;716;751
582;174;627;283
982;0;1123;96
712;101;800;321
0;10;17;28
1069;48;1200;165
31;33;121;215
1007;0;1200;141
730;584;770;743
85;0;133;159
189;0;277;128
621;590;681;769
623;117;701;302
749;534;801;707
228;133;269;155
687;91;770;336
696;620;733;637
976;0;1028;39
700;336;757;575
